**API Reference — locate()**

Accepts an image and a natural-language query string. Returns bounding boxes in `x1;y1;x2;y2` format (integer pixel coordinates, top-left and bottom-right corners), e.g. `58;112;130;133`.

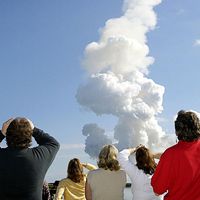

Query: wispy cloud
60;143;85;150
194;39;200;46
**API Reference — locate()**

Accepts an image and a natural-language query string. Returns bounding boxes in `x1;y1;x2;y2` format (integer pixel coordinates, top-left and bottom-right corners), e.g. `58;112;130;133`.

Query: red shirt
151;140;200;200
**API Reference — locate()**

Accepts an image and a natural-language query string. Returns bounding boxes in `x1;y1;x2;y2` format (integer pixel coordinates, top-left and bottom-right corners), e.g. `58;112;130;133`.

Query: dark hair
6;118;32;149
97;145;120;171
67;158;84;183
175;110;200;142
136;146;157;175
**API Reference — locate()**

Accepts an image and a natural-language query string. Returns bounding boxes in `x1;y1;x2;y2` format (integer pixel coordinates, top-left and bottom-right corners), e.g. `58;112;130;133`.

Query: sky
0;0;200;182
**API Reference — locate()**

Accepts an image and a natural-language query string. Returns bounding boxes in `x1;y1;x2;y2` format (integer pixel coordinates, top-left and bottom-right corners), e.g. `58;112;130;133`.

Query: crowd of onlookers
1;110;200;200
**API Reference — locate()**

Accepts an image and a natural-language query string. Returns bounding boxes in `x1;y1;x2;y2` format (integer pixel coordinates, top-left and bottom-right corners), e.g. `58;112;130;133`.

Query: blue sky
0;0;200;181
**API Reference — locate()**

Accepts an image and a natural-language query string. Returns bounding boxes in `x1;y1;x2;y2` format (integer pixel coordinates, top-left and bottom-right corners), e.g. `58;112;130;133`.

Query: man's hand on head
27;119;34;130
1;118;13;136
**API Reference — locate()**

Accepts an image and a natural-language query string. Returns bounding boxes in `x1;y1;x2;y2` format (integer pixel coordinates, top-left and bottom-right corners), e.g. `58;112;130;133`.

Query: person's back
0;118;60;200
118;147;162;200
129;166;159;200
55;161;96;200
0;148;47;199
56;177;86;200
151;110;200;200
152;139;200;200
85;145;126;200
87;168;126;200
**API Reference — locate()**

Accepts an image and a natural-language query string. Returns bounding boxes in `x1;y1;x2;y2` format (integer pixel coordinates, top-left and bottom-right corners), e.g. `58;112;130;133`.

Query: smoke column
82;123;112;158
76;0;169;158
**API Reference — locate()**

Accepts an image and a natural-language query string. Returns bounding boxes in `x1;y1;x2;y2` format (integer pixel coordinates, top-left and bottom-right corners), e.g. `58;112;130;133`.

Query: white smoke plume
76;0;173;157
82;123;112;158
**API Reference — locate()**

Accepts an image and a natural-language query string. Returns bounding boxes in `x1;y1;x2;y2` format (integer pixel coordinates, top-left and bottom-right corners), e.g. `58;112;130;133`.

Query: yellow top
55;163;96;200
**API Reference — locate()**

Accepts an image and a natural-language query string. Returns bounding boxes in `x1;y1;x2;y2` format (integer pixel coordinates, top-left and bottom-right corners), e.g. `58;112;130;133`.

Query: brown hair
67;158;84;183
98;145;120;171
175;110;200;142
6;118;32;149
136;146;157;175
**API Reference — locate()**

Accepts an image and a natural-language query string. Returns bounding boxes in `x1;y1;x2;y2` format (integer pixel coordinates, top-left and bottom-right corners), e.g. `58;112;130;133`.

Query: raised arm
0;118;13;143
82;163;97;171
33;128;59;148
153;152;163;159
117;148;138;179
32;128;60;161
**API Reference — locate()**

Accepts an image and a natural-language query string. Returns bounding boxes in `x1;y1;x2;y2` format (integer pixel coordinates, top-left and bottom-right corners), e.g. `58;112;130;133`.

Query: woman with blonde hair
118;145;162;200
55;158;96;200
85;145;126;200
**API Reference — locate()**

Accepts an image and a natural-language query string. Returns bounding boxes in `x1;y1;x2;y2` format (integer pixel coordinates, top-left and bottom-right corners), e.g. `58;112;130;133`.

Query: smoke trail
76;0;170;157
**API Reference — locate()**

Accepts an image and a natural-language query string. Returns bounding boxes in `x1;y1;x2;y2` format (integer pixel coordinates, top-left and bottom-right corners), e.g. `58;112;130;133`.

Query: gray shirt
87;168;126;200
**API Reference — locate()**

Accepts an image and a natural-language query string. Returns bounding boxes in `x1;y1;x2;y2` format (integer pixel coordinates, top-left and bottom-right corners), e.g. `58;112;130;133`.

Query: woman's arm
85;179;92;200
129;144;144;154
153;152;163;159
117;148;137;178
118;145;144;178
82;163;97;171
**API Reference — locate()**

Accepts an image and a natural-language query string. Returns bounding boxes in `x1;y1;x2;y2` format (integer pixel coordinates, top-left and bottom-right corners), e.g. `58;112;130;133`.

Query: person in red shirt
151;110;200;200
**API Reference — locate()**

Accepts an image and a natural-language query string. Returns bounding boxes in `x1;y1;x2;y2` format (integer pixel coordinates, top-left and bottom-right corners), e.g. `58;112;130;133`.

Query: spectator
151;110;200;200
85;145;126;200
118;145;162;200
55;158;96;200
42;181;51;200
0;117;60;200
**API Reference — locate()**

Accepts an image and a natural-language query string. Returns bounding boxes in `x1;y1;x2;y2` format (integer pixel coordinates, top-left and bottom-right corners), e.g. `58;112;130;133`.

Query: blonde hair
97;145;120;171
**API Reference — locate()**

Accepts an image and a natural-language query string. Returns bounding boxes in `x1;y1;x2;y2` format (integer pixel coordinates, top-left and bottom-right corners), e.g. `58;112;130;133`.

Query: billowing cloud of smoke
82;124;112;158
76;0;172;158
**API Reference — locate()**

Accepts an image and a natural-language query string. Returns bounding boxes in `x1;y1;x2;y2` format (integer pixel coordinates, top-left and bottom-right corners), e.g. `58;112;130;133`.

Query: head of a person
136;146;157;175
6;117;33;149
97;144;120;171
67;158;84;183
175;110;200;142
